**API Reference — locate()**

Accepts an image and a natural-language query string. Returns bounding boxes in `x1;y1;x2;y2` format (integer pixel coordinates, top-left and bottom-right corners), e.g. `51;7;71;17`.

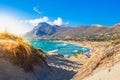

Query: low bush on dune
0;32;48;72
73;52;84;58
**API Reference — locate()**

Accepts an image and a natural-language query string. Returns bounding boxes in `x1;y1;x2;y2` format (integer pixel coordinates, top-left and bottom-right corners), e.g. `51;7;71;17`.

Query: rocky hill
26;22;120;39
26;22;70;38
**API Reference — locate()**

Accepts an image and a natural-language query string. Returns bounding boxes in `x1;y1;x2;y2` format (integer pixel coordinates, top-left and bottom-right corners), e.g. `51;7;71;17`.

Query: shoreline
29;40;91;57
29;40;107;56
57;40;108;55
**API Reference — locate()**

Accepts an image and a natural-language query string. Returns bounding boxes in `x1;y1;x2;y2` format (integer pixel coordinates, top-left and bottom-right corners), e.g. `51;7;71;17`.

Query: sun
0;14;28;35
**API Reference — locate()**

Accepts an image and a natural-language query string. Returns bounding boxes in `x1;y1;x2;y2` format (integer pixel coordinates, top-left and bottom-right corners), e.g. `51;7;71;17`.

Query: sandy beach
63;41;107;55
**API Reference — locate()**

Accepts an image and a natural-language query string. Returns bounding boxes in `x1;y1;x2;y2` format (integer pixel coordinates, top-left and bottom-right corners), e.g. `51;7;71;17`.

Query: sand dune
0;32;52;80
72;40;120;80
84;62;120;80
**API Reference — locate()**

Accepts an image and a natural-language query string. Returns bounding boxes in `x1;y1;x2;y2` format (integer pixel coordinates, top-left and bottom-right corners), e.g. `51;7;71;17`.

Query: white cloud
33;6;42;14
20;16;49;26
20;16;69;26
53;17;62;26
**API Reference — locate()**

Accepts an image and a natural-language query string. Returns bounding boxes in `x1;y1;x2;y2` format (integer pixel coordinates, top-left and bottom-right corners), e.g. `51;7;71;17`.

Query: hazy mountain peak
114;23;120;26
38;22;51;27
92;24;103;27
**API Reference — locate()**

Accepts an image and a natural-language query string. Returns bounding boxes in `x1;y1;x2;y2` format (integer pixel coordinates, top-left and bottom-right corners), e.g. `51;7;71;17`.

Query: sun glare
0;14;28;35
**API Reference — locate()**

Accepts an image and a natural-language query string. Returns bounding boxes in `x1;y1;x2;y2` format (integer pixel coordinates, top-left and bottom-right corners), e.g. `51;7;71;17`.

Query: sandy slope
0;56;52;80
84;62;120;80
46;56;82;80
72;40;120;80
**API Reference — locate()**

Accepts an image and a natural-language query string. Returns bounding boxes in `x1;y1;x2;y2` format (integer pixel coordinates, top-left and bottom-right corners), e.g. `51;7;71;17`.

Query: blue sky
0;0;120;34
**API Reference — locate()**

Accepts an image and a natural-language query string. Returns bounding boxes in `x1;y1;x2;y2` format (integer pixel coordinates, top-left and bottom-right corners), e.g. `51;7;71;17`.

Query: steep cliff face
0;32;52;80
72;40;120;80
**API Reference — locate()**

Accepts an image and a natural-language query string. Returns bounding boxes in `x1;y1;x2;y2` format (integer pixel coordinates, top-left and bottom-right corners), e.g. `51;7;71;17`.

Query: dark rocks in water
47;52;64;58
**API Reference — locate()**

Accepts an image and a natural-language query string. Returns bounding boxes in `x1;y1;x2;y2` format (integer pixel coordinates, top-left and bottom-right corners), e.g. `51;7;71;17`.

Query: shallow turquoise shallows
29;40;90;56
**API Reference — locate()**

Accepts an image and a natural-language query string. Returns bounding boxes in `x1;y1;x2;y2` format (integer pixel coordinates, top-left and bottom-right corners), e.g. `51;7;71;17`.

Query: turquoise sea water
29;40;90;56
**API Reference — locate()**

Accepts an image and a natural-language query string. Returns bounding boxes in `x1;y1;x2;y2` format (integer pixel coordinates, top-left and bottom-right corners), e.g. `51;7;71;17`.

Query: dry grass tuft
74;52;84;58
69;52;88;64
0;32;48;72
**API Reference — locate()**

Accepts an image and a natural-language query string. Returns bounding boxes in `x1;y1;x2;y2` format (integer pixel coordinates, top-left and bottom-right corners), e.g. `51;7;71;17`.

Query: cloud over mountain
20;16;69;26
53;17;63;26
20;16;49;26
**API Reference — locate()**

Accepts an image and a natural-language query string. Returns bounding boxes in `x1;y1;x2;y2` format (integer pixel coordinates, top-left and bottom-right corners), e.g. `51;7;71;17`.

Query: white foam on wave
48;49;59;53
57;42;68;46
64;55;71;58
82;47;88;50
73;50;78;52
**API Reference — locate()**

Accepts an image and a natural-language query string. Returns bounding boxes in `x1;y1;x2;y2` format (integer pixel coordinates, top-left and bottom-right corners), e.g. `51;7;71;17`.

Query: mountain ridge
25;22;120;39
